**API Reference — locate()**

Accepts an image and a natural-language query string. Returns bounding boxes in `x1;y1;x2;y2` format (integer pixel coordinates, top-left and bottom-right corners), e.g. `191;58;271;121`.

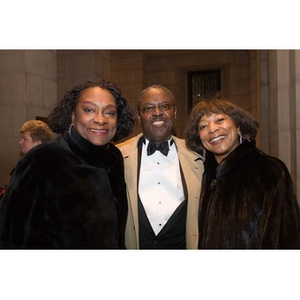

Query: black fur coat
0;128;127;249
199;140;300;249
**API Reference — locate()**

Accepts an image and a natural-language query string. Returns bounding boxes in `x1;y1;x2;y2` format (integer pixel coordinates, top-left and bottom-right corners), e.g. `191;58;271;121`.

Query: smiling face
198;113;240;163
72;87;117;146
138;87;176;145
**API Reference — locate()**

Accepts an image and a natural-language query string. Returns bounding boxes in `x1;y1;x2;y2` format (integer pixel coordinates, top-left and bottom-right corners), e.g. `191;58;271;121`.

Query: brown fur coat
199;141;300;249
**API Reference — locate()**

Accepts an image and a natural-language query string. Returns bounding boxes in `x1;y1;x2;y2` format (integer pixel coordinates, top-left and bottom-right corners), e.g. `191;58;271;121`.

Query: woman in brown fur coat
185;98;300;249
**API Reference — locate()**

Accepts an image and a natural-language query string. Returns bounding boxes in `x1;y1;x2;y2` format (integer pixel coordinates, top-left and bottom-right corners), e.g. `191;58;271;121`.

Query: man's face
138;88;176;145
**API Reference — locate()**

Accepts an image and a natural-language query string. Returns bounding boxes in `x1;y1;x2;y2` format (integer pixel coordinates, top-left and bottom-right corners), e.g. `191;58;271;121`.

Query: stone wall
0;49;299;202
110;50;257;140
57;50;111;100
0;50;57;186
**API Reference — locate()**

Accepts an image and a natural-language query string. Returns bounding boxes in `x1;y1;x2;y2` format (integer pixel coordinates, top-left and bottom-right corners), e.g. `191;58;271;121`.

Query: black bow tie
147;141;170;156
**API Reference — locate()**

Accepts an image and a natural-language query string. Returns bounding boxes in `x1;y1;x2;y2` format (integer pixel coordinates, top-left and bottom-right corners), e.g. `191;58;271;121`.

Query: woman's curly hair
47;79;136;142
185;98;259;153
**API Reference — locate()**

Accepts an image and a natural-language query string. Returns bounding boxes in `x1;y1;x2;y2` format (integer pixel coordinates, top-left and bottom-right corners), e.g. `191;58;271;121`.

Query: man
117;85;203;249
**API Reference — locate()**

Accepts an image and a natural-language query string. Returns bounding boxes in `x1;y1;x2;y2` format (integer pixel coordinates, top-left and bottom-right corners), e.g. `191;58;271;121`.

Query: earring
68;124;73;134
238;132;243;144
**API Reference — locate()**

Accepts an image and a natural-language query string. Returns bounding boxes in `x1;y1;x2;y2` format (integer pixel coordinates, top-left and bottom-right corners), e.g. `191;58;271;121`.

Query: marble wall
0;49;299;202
0;50;57;185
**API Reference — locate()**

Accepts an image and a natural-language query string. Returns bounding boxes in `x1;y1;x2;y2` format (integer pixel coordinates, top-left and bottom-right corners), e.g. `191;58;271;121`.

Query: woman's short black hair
185;98;259;153
47;79;135;142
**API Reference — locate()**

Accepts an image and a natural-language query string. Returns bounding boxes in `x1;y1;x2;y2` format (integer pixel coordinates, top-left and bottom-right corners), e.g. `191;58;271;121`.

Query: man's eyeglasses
140;103;174;114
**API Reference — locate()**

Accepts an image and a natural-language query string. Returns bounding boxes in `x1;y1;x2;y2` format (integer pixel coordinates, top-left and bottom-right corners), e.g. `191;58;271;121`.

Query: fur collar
204;140;256;180
63;127;119;170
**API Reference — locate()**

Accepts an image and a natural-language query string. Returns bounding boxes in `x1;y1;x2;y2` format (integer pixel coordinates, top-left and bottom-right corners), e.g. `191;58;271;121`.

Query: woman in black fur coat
0;80;135;249
185;98;300;249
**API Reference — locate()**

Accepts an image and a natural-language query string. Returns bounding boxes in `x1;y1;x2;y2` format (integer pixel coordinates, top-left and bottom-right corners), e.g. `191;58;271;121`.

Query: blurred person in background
19;119;54;155
0;120;54;204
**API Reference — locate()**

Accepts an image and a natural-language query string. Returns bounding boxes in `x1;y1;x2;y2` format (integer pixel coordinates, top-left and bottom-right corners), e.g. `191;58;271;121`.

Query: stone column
266;50;299;201
0;50;57;186
295;51;300;202
259;50;269;153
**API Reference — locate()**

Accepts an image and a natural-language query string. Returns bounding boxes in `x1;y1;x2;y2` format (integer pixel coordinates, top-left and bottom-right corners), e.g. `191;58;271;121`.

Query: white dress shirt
138;139;185;235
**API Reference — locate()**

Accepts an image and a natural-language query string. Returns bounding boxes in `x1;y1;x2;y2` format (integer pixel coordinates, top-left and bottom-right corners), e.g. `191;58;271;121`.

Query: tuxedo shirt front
139;138;184;235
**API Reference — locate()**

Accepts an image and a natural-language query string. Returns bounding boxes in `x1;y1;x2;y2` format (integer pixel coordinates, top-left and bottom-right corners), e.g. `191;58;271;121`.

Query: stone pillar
295;51;300;202
249;50;261;149
259;50;269;153
0;50;57;186
266;50;299;201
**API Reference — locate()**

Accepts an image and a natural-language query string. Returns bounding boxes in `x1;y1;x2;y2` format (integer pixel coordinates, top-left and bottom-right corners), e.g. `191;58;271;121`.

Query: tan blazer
117;133;204;249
